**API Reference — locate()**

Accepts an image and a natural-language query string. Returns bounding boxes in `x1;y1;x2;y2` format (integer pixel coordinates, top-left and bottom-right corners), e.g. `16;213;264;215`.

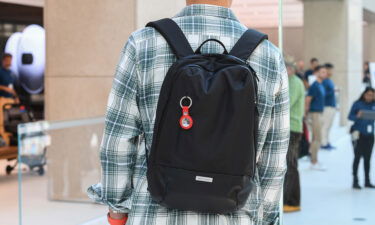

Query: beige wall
45;0;186;202
44;0;136;121
136;0;185;29
44;0;136;202
260;25;372;64
366;23;375;62
363;3;375;62
258;27;304;61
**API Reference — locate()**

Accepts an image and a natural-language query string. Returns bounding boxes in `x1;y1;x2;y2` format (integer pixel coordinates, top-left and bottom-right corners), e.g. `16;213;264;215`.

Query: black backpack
146;18;267;214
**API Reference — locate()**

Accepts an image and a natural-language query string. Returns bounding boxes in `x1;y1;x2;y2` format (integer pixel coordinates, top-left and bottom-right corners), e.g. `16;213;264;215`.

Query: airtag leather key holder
107;213;128;225
179;96;193;130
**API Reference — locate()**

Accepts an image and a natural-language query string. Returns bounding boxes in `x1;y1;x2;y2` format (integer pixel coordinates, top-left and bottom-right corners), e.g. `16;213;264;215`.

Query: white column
368;23;375;62
303;0;363;125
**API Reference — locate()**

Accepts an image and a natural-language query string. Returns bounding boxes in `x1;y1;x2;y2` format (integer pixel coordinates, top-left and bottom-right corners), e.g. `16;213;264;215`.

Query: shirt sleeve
348;102;359;122
296;79;306;121
307;84;315;97
87;35;143;213
304;70;313;81
289;79;298;109
0;72;4;85
303;71;309;80
258;52;289;225
325;80;334;98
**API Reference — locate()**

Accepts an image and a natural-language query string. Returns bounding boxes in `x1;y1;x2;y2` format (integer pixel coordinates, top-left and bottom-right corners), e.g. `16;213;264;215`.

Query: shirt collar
174;4;239;22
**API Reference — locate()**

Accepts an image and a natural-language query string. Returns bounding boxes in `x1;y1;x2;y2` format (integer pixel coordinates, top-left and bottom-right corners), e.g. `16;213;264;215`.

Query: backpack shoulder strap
146;18;194;59
229;29;268;61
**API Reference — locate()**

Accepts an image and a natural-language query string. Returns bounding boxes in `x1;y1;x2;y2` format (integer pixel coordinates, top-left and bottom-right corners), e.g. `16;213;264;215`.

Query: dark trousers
284;132;302;206
353;134;374;182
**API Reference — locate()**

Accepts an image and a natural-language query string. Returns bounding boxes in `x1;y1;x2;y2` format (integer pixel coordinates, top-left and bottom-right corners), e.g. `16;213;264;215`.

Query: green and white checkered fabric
87;4;289;225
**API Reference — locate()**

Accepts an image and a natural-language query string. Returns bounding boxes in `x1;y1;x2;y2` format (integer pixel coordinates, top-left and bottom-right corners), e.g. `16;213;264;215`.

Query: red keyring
179;96;193;130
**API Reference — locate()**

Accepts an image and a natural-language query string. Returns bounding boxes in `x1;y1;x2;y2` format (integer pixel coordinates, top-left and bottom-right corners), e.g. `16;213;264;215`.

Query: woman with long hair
348;87;375;189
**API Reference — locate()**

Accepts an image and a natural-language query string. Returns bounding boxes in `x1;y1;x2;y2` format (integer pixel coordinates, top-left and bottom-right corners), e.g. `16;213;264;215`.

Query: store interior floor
1;113;375;225
0;158;106;225
283;115;375;225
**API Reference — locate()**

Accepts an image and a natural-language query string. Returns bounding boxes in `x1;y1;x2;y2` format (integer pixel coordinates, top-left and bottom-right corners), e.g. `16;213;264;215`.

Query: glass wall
16;118;107;225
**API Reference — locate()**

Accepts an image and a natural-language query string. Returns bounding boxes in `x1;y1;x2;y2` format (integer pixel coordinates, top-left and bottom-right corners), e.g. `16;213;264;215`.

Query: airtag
179;96;193;130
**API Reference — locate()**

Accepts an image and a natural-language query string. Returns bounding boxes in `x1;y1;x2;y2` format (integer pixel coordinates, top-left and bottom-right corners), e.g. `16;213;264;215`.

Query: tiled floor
0;161;106;225
1;114;375;225
284;117;375;225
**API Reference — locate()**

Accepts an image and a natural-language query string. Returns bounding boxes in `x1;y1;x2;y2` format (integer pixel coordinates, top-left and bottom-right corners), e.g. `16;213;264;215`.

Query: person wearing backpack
348;87;375;189
87;1;289;225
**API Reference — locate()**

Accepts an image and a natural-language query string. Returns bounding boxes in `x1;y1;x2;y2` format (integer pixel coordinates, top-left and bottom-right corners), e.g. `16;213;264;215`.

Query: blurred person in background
0;53;19;143
307;66;318;86
296;60;305;80
348;87;375;189
0;53;18;100
321;63;337;150
305;65;327;171
283;59;305;213
363;62;371;87
304;58;319;87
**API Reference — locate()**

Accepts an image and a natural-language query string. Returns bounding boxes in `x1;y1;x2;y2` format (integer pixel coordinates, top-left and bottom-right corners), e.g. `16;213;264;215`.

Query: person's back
88;2;289;225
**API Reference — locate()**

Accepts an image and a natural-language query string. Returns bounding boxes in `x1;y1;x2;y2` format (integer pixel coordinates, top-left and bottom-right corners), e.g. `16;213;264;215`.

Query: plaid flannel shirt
88;4;289;225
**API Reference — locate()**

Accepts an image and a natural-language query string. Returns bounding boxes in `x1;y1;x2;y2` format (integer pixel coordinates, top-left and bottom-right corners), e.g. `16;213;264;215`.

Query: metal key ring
180;96;192;108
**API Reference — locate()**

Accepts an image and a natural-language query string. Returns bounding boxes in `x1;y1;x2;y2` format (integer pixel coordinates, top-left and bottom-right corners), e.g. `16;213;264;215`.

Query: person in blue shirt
0;53;19;145
0;53;17;98
321;63;337;150
348;87;375;189
305;65;327;171
303;57;319;88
